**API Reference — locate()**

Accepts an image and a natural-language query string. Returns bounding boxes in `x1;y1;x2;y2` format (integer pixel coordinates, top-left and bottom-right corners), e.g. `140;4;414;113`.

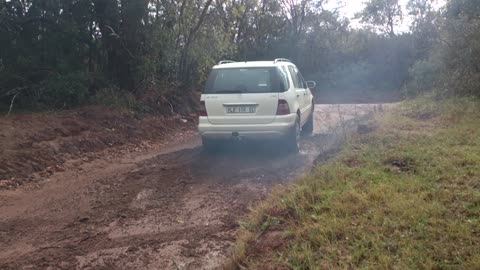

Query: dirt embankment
0;107;196;189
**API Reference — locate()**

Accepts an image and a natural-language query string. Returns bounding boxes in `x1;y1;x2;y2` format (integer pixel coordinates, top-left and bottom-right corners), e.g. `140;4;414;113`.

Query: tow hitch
232;132;241;141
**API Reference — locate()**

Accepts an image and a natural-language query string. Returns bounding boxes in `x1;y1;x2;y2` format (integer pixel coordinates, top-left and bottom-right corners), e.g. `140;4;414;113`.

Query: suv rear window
204;67;288;94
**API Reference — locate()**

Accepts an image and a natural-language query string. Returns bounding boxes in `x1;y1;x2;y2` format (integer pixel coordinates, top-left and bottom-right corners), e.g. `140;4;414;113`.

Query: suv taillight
198;100;207;116
276;99;290;115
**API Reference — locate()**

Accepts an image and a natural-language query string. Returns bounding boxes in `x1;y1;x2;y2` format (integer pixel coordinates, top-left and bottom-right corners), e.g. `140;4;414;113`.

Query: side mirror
306;81;316;89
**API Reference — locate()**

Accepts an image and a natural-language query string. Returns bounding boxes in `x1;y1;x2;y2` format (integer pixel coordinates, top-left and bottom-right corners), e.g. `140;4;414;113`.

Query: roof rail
218;60;236;65
274;58;292;64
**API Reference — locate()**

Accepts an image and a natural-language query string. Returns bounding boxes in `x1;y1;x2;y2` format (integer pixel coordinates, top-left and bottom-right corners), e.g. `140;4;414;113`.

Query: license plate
226;106;256;114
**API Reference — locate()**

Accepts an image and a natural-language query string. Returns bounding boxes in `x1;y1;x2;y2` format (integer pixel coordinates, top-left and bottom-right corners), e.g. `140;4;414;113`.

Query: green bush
39;72;91;109
406;0;480;98
93;86;138;110
405;59;444;96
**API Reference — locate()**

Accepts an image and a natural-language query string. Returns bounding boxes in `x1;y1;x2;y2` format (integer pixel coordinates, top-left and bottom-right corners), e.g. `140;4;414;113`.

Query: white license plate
226;106;256;114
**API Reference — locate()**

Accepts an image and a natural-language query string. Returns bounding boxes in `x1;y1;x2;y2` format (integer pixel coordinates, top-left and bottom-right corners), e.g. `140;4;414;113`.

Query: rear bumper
198;114;296;140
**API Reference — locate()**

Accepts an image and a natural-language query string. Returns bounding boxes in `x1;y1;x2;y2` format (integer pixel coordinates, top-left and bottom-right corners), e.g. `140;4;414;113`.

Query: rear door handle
296;94;300;98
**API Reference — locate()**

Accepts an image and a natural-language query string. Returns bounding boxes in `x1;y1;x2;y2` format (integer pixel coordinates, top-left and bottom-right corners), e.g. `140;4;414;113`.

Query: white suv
198;59;316;152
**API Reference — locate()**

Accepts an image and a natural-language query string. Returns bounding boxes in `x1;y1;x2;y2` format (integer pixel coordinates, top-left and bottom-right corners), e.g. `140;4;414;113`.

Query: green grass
228;97;480;270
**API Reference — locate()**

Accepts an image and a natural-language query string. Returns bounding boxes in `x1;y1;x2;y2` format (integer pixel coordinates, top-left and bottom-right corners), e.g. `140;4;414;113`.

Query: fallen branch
160;95;175;114
6;92;19;117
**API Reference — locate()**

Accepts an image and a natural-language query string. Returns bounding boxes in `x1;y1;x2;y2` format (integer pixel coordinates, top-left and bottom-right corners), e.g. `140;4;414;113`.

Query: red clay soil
0;106;195;189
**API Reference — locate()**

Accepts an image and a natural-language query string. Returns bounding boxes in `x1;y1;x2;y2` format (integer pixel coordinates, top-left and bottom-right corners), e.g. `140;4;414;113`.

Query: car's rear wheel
286;116;301;153
302;104;314;135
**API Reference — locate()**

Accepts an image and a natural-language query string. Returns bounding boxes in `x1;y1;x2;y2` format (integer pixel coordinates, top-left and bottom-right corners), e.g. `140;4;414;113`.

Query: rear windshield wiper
213;89;245;94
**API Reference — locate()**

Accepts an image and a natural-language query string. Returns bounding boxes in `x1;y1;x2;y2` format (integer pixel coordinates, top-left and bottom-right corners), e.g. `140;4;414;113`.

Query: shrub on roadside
93;86;139;111
39;72;91;109
405;59;444;97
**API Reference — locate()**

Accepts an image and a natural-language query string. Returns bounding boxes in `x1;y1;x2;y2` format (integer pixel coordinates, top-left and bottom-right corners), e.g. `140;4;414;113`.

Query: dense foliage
407;0;480;97
0;0;478;112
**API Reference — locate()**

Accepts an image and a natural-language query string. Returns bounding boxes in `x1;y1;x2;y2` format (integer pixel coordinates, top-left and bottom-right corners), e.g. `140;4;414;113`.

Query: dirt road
0;104;380;270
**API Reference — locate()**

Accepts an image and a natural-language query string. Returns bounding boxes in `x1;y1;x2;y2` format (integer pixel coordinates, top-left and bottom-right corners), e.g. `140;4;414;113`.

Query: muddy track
0;105;381;270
